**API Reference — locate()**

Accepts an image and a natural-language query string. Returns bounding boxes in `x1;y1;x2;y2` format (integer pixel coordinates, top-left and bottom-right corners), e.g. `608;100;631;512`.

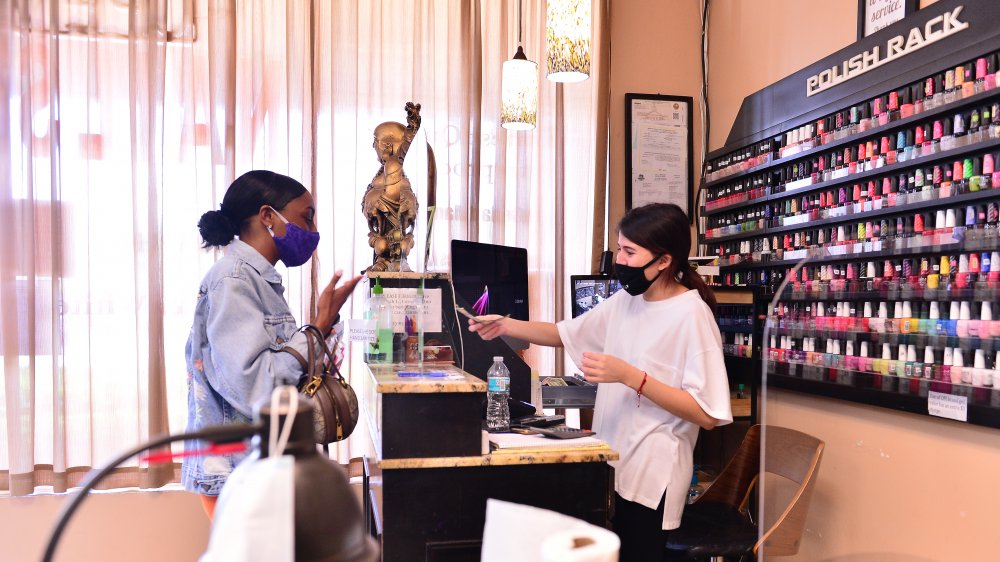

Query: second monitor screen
450;240;529;321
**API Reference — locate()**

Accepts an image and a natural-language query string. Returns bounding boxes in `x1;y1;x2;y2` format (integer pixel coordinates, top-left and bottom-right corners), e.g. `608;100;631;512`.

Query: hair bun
197;209;238;248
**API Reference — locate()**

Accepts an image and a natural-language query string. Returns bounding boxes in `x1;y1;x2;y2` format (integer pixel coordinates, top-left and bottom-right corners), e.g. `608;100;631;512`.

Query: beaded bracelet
636;371;649;407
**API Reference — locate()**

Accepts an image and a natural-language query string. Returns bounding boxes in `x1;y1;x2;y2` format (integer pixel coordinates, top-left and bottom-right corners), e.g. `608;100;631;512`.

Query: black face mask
614;254;664;296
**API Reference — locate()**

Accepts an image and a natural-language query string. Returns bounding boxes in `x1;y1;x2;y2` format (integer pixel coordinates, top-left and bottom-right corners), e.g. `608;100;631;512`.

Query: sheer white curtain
1;0;608;495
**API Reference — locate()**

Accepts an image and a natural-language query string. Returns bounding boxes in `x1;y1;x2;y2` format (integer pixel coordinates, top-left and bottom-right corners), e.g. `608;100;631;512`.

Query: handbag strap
277;325;326;396
299;325;353;441
301;324;347;383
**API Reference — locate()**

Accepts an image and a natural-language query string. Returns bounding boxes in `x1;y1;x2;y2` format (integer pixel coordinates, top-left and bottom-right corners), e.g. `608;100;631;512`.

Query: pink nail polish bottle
957;301;972;337
845;340;857;371
973;349;988;387
942;347;954;383
952;348;966;384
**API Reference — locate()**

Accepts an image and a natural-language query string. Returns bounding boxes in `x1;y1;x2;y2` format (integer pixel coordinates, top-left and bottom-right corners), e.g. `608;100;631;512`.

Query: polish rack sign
806;6;969;97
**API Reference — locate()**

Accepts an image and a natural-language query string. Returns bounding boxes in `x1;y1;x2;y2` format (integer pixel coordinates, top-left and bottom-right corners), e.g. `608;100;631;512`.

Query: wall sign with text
624;93;693;219
858;0;918;39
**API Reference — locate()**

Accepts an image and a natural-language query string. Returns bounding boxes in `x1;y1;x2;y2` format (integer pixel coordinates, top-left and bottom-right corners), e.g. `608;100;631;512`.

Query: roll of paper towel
540;528;620;562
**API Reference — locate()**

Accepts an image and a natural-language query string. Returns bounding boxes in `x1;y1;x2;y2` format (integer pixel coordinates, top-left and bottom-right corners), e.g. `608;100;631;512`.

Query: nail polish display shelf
719;236;997;271
765;366;1000;428
702;135;1000;217
764;185;1000;236
768;327;998;354
703;86;1000;190
777;283;1000;303
702;3;1000;428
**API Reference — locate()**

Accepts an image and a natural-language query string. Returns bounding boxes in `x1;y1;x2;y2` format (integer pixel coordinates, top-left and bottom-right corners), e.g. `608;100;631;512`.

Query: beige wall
0;489;209;561
608;0;704;249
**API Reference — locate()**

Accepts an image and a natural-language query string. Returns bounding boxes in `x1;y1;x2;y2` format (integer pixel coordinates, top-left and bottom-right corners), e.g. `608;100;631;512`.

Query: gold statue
363;102;422;273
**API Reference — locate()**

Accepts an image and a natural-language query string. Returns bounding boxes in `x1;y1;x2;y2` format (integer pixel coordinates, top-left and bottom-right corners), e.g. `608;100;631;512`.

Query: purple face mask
267;207;320;267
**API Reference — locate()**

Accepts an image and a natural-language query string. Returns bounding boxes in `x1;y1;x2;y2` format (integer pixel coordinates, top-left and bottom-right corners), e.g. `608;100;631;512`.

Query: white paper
927;391;968;422
481;499;619;562
381;287;442;333
347;319;377;343
489;432;605;450
630;98;688;210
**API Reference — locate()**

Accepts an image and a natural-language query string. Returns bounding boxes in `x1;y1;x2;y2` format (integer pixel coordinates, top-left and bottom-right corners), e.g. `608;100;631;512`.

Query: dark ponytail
617;203;717;313
197;170;307;248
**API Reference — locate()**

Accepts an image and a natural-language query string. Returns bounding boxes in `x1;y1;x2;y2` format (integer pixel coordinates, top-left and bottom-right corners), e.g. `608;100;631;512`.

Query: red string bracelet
636;371;648;407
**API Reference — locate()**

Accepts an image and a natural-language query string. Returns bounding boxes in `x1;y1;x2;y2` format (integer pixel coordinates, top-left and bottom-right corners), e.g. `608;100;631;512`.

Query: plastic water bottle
687;467;703;504
486;356;510;432
365;277;394;364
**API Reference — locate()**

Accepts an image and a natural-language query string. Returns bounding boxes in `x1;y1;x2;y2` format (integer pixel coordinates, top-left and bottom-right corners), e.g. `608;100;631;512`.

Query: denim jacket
181;239;310;496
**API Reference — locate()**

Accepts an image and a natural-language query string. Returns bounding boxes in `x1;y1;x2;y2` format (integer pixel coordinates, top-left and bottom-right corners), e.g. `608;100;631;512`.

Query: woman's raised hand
316;270;363;335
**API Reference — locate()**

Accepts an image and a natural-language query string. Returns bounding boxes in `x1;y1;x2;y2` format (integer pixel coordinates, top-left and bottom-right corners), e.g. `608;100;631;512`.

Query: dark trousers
612;492;669;562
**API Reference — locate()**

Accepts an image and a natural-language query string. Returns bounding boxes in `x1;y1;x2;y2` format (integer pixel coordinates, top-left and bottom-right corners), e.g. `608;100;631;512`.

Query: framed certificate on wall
624;93;693;221
857;0;917;39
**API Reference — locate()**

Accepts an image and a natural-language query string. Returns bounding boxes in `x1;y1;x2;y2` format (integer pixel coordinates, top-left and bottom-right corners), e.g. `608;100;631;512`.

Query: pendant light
545;0;591;83
501;0;538;131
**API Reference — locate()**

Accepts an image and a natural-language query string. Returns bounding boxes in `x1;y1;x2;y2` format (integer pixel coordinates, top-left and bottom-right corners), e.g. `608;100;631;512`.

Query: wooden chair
665;425;824;561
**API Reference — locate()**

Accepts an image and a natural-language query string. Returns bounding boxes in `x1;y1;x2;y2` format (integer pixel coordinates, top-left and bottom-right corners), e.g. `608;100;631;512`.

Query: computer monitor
450;240;531;403
570;275;622;318
450;240;530;323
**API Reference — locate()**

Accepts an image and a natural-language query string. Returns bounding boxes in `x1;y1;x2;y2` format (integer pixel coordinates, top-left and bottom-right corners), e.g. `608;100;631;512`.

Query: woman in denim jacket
182;170;362;518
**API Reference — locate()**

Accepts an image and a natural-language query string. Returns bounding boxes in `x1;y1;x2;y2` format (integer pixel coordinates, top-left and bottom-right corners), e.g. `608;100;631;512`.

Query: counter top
379;447;619;470
367;364;487;394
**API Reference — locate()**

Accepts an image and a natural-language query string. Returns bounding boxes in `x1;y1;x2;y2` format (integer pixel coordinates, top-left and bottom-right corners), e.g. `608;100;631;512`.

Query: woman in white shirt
469;203;732;561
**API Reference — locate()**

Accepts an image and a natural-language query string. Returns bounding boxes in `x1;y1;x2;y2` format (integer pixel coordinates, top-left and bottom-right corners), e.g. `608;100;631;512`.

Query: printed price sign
927;391;968;422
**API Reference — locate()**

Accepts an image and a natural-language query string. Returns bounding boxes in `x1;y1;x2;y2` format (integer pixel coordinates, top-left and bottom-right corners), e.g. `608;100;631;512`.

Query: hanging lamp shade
501;46;539;131
545;0;591;83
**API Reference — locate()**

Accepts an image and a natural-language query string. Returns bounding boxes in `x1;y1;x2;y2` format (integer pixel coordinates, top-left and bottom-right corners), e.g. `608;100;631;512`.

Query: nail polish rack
700;2;1000;428
713;288;765;422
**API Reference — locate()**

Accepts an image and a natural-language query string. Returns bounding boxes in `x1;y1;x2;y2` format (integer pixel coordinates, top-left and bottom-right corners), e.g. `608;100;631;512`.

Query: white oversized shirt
556;288;733;529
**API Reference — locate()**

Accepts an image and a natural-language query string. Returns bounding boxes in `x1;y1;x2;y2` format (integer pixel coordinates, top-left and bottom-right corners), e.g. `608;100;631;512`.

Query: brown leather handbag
281;325;360;444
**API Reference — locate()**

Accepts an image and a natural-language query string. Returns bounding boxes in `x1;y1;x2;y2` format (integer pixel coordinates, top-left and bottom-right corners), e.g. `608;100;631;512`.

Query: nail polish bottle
973;349;988;387
954;159;968;195
843;340;858;371
924;346;936;380
956;254;970;289
906;344;918;379
936;299;949;336
955;349;970;384
939;166;954;198
894;343;907;378
942;347;954;383
969;301;983;338
984;153;996;191
923;301;939;335
857;341;870;372
888;301;902;334
962;63;976;98
943;209;956;237
912;83;926;114
986;54;998;91
924;76;937;110
941;118;955;152
899;301;913;334
971;158;984;193
879;342;892;375
957;301;972;337
947;301;960;337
